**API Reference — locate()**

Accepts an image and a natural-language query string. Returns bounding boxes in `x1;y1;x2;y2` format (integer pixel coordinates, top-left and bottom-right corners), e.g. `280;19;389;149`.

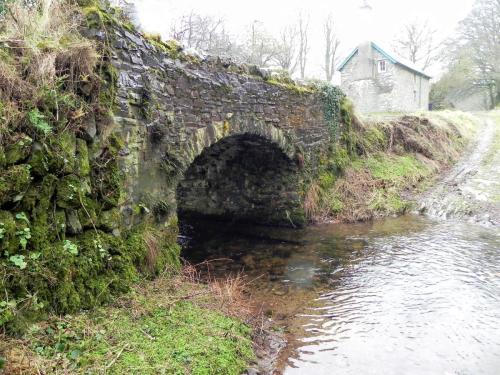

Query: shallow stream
182;216;500;374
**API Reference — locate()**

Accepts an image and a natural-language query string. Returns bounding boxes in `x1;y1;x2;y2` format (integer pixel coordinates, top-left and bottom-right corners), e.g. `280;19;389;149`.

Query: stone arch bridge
103;28;333;227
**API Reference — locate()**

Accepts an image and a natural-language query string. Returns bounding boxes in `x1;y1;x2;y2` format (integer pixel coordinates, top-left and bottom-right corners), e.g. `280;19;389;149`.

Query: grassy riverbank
0;267;255;374
306;110;480;223
483;110;500;169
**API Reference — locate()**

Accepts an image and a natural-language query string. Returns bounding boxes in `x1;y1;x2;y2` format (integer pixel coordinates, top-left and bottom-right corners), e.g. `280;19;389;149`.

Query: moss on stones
29;134;78;177
53;210;67;239
57;132;77;174
0;164;32;204
266;78;315;95
77;198;99;230
0;150;5;170
30;174;58;246
144;33;202;64
0;0;183;335
0;210;17;255
98;208;121;231
28;142;50;176
1;216;180;332
91;134;124;209
56;174;90;209
4;135;32;166
82;2;135;33
75;139;91;176
97;60;119;111
65;209;83;235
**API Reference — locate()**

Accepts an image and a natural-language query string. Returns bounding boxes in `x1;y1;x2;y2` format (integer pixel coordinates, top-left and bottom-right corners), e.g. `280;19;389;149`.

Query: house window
378;60;387;73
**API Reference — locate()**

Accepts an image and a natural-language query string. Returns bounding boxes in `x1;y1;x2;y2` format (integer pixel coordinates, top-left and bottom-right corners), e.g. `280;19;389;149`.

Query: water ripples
285;220;500;375
181;213;500;374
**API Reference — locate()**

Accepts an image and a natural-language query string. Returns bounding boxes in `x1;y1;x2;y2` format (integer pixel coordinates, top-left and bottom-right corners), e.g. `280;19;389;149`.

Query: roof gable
338;41;431;79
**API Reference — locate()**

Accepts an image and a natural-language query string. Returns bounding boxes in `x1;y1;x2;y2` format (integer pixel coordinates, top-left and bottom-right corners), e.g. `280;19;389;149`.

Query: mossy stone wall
104;25;332;226
1;7;342;330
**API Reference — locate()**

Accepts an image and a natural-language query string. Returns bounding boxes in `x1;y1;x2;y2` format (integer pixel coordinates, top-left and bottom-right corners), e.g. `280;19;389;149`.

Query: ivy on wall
320;84;346;139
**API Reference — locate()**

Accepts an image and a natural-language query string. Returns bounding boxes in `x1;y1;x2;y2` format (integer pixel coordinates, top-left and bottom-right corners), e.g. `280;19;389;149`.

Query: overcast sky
131;0;476;81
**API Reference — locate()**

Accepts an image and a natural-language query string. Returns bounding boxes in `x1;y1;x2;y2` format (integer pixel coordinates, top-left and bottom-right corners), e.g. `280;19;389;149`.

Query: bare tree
297;13;310;79
393;19;439;70
242;20;278;67
359;0;373;10
323;14;340;82
171;12;234;56
171;12;196;47
457;0;500;107
274;24;298;74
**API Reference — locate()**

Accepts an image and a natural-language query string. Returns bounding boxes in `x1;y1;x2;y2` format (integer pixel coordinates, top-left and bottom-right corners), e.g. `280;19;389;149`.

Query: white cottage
338;41;431;113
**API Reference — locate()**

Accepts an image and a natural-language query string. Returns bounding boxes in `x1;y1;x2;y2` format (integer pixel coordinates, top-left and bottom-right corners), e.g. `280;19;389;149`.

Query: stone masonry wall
96;26;330;226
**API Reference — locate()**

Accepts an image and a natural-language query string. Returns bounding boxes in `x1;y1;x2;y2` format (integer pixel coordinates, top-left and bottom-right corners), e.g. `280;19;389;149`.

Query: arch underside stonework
174;121;305;227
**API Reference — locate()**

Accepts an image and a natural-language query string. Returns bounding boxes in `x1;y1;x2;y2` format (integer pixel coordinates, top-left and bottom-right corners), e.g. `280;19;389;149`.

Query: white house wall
340;44;430;113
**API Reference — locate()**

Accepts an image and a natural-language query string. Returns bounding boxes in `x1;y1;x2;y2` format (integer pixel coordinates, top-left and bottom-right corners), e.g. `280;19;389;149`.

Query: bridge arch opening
176;133;304;231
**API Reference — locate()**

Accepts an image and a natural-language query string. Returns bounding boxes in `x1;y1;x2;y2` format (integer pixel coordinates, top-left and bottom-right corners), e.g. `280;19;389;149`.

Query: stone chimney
354;41;374;80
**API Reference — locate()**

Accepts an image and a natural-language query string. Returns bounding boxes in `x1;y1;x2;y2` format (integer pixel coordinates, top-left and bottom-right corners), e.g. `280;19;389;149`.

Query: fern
27;108;52;136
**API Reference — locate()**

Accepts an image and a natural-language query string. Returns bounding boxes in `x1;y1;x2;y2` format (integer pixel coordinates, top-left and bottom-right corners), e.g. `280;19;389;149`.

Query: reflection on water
181;215;500;374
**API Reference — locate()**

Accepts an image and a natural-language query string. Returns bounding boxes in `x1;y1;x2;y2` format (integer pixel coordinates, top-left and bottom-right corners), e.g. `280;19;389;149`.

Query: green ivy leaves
320;84;346;139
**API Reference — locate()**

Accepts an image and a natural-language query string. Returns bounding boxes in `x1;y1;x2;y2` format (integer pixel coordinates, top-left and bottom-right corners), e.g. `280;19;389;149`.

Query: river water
182;117;500;374
182;216;500;374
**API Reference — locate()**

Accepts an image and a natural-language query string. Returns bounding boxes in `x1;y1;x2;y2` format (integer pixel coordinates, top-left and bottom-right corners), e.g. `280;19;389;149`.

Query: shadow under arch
175;122;305;229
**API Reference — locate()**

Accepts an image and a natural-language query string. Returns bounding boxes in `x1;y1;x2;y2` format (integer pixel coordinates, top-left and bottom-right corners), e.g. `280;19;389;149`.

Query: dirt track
419;114;500;226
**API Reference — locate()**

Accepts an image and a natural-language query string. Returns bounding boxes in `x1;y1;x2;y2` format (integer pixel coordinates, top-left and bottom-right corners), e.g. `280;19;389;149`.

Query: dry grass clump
333;168;382;222
180;262;255;321
0;60;35;102
0;338;39;375
1;0;87;55
304;182;321;220
359;114;470;161
0;0;99;142
307;111;481;223
55;44;99;91
143;229;160;273
94;262;256;325
385;115;463;161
